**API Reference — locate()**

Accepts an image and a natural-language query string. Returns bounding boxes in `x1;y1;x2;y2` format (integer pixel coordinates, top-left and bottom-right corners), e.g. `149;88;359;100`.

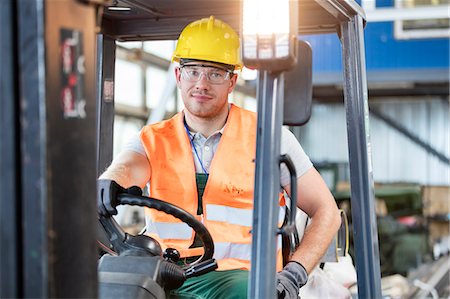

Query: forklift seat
282;205;356;297
282;203;349;265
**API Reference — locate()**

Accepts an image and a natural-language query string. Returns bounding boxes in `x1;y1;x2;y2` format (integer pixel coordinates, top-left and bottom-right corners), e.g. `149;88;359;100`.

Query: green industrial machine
335;184;430;276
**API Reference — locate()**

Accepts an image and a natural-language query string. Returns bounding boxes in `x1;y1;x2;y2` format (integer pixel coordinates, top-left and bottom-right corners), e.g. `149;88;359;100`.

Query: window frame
394;0;450;39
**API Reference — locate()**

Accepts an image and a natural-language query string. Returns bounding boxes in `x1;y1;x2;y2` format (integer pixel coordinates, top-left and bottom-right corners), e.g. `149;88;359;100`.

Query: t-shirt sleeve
121;130;147;157
280;127;313;187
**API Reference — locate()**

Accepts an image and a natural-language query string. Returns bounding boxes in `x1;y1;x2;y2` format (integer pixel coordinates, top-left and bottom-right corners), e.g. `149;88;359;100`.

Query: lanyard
183;119;209;174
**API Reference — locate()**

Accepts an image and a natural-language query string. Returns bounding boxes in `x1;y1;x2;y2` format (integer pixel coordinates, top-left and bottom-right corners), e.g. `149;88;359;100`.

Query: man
98;16;341;299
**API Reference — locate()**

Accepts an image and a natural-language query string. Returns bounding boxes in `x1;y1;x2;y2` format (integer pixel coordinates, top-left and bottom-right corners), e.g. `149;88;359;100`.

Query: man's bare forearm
291;207;341;273
286;167;341;273
99;150;150;189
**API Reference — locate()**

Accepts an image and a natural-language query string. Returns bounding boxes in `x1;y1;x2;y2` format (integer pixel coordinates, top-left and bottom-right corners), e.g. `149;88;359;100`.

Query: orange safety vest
140;104;285;271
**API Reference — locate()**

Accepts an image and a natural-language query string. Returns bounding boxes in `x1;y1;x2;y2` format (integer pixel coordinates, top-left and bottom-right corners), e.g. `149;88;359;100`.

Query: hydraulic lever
184;259;218;279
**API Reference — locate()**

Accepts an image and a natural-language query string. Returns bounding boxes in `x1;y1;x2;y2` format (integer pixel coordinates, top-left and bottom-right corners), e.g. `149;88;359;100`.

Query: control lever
163;248;181;263
184;259;218;279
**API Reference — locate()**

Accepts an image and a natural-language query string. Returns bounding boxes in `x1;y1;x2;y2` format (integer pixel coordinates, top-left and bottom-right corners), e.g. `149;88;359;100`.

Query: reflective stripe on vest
206;204;286;227
214;236;282;261
145;214;194;240
153;223;192;239
141;104;285;270
146;205;285;242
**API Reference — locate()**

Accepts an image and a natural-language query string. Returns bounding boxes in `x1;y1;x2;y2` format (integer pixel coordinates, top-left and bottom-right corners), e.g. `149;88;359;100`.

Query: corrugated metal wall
295;97;450;185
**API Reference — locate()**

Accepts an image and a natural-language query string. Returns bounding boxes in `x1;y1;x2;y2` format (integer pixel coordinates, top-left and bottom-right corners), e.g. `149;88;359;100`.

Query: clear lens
180;66;231;84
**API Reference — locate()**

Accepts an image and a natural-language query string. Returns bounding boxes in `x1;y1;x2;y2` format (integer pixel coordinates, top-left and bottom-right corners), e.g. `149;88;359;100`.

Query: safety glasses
179;65;233;84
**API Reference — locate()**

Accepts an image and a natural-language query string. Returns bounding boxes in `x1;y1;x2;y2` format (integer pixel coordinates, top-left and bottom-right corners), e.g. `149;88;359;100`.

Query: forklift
1;0;381;298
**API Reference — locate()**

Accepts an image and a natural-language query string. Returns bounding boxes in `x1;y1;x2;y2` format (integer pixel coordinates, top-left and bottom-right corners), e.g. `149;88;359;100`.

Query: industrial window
113;115;144;157
394;0;450;39
143;40;174;60
115;59;143;108
113;41;177;153
145;66;173;110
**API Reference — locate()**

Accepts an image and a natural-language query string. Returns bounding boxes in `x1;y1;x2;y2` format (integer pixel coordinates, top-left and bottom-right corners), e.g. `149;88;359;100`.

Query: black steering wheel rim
99;193;214;267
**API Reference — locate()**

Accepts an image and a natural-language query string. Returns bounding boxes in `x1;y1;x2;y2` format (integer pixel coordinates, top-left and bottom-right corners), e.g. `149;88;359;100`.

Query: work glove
97;179;142;217
276;261;308;299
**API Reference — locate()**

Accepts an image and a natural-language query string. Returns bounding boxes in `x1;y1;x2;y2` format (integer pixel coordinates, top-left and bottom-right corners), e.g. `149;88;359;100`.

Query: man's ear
175;67;182;88
227;74;238;94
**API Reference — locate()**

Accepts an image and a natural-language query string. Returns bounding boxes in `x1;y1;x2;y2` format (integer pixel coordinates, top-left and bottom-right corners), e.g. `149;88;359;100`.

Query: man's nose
194;72;210;89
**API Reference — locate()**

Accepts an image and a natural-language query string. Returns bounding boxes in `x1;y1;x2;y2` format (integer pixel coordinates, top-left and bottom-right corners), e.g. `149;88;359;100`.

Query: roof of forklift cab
101;0;366;41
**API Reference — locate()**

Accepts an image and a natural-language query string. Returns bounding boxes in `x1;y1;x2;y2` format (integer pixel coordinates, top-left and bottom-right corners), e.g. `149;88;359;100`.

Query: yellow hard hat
172;16;243;70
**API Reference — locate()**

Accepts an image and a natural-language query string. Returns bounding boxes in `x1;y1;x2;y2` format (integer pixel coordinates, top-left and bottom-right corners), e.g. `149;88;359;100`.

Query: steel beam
96;34;119;253
44;2;99;296
96;34;117;175
0;0;19;297
340;15;382;298
17;0;48;297
249;71;284;298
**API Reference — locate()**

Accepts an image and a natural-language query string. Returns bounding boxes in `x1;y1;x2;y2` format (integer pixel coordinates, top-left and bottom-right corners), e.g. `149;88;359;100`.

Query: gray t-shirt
123;126;312;187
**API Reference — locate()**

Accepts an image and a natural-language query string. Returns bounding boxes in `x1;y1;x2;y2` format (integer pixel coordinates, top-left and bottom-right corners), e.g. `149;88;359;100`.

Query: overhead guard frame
96;1;381;298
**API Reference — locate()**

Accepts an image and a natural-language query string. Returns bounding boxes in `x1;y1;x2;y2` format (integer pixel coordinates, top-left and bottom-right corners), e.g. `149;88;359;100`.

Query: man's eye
210;72;224;79
188;70;200;77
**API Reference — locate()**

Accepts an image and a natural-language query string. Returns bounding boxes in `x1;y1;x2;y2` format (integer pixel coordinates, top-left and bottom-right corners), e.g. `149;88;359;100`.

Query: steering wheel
99;193;215;268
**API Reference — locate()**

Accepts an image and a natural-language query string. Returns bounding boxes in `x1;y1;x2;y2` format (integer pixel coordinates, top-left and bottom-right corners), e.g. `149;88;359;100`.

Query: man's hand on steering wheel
97;179;142;216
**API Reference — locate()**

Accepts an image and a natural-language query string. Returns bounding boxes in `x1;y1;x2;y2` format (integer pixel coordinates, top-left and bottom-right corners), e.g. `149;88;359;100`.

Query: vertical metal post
44;1;99;296
249;71;284;298
340;15;382;298
17;0;48;297
0;0;19;297
96;34;116;175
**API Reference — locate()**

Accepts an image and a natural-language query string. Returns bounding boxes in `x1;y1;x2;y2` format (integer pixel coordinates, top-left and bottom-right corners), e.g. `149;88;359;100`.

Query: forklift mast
1;0;382;298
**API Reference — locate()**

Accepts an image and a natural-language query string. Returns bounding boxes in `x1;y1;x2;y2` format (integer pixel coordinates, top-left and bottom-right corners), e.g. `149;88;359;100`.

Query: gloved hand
97;179;143;217
276;261;308;299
